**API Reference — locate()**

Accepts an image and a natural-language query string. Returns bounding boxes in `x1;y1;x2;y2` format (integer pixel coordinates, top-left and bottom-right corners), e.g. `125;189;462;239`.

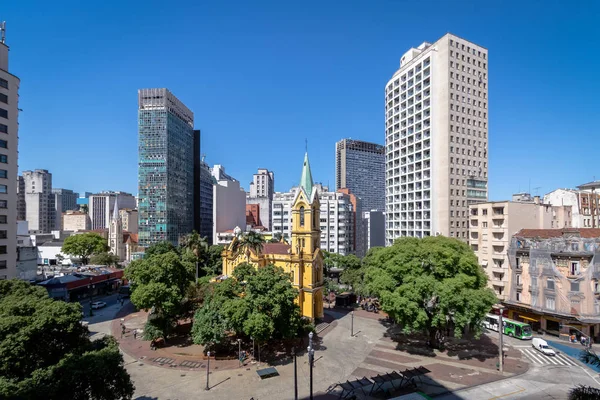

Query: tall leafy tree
144;241;178;259
126;251;193;317
61;233;108;265
204;244;225;276
192;264;305;347
90;252;121;267
0;280;134;399
362;236;497;348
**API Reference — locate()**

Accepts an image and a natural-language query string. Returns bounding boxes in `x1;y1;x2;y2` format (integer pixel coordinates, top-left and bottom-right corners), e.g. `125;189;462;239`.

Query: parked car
532;337;556;356
91;301;107;309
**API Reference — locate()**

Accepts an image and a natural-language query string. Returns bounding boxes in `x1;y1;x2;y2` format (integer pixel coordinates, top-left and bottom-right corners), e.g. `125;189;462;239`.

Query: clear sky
2;0;599;200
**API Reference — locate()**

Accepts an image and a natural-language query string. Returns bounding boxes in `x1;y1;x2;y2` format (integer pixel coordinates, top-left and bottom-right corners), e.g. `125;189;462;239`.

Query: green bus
484;313;533;340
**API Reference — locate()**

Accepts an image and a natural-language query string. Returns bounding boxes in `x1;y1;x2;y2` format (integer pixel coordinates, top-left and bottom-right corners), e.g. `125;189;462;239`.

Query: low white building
272;184;355;255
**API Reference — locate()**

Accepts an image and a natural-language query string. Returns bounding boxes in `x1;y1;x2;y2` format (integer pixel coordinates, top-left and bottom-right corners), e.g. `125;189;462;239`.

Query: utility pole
205;351;211;390
351;309;354;337
293;347;298;400
308;332;314;400
498;306;504;374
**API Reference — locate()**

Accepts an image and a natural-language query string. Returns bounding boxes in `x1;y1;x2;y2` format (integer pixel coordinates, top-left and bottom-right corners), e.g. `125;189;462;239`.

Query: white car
91;301;107;309
532;337;556;356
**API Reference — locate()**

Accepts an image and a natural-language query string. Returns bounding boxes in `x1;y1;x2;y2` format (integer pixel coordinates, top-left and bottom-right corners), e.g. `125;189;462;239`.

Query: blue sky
2;0;599;199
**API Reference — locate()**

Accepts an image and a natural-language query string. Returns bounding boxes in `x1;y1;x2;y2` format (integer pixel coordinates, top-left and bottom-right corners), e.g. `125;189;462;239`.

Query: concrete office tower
138;88;195;247
0;23;19;278
336;139;385;213
385;34;489;245
212;165;246;241
89;191;136;230
16;175;25;220
362;210;386;255
22;169;55;234
247;168;275;230
52;188;79;212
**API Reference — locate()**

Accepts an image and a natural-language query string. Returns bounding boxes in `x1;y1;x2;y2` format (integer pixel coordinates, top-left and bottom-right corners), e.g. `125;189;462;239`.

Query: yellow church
221;152;325;320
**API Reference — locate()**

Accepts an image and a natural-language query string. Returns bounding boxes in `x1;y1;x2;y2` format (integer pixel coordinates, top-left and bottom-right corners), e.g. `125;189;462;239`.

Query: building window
299;206;305;226
0;200;6;209
0;93;6;104
516;274;522;285
0;230;6;239
0;215;6;224
0;140;7;149
0;260;5;269
0;124;6;134
0;170;6;179
0;246;6;254
570;261;580;276
546;297;555;310
0;185;6;194
0;155;6;164
547;278;555;290
0;109;7;119
0;79;7;89
516;291;521;302
570;281;580;292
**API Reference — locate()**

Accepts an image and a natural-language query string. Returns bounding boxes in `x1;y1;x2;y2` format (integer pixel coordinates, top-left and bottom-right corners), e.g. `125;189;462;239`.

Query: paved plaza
88;302;554;399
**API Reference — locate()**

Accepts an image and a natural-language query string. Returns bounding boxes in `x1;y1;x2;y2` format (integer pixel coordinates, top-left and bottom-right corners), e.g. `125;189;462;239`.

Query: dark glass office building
138;88;195;247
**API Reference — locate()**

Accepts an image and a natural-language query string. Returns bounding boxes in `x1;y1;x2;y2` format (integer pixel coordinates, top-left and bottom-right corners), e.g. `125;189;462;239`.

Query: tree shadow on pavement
383;323;500;361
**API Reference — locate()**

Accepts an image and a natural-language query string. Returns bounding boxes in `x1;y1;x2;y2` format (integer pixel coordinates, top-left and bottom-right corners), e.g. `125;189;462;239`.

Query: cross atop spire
299;152;314;197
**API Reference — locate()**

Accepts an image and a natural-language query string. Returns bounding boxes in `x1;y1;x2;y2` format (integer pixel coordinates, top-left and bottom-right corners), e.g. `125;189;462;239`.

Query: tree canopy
362;236;497;347
144;241;179;259
90;252;121;267
61;233;108;265
192;264;307;347
0;280;134;399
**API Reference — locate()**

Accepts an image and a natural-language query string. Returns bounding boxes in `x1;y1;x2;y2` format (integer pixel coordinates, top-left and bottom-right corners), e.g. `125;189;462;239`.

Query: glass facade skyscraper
335;139;385;212
138;88;195;247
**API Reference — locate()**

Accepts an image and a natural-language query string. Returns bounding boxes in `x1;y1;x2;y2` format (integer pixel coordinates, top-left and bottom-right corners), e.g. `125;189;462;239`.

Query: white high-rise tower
385;33;489;245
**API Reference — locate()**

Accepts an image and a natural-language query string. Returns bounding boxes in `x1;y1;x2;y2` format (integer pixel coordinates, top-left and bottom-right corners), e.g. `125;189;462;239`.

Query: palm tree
238;231;265;261
180;231;209;279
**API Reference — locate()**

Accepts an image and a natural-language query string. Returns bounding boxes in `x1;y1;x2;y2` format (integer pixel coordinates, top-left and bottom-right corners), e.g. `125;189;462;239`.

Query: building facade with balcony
385;34;489;244
469;196;572;300
273;185;355;255
544;183;600;229
505;228;600;341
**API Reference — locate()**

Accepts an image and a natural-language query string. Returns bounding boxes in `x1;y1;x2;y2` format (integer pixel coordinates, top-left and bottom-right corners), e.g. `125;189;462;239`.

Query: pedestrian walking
133;329;137;340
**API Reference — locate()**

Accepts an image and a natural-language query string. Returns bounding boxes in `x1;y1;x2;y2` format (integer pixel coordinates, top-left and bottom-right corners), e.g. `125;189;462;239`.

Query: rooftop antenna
1;22;5;44
528;178;531;195
533;186;542;196
305;138;308;153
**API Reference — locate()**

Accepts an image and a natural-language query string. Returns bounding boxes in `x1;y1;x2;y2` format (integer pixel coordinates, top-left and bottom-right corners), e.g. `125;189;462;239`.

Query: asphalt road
80;292;122;317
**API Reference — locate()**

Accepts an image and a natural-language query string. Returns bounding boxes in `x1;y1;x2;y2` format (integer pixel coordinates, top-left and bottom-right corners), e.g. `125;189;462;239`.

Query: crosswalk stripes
521;348;579;366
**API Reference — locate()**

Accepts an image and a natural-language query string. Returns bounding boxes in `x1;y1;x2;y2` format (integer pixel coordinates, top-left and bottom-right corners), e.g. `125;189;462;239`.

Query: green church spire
299;152;314;197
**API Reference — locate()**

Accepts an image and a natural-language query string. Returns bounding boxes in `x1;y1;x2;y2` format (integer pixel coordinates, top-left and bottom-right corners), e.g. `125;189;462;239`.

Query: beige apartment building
469;195;572;300
0;24;19;279
505;228;600;341
385;33;489;244
62;210;91;232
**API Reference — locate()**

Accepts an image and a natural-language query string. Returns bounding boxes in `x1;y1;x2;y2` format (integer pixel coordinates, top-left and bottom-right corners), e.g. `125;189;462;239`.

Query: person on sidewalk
133;329;137;340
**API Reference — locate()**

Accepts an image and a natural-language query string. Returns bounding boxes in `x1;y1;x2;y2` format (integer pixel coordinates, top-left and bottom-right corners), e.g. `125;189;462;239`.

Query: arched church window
300;206;305;226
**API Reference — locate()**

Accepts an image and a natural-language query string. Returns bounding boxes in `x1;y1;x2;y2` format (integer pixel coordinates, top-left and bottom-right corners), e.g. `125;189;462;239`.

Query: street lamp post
307;332;315;400
498;306;504;374
293;346;298;400
238;338;242;367
205;351;211;391
351;309;354;337
88;278;94;317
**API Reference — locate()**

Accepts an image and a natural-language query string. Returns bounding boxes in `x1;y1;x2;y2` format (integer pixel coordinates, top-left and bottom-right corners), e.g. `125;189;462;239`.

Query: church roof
299;152;314;197
262;242;291;255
